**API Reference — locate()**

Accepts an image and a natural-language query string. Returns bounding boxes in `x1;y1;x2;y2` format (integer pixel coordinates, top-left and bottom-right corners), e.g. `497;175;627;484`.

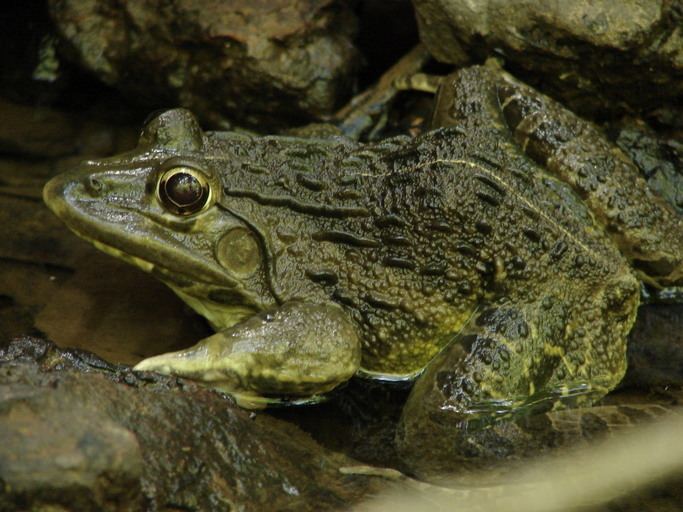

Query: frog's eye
157;166;211;216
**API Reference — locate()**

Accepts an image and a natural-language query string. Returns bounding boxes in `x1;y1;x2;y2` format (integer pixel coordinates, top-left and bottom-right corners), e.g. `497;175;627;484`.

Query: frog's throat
167;285;255;330
88;235;256;330
50;212;257;329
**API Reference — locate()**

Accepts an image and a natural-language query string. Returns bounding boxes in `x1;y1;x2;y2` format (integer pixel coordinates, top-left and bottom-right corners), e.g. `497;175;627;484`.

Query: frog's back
216;127;629;377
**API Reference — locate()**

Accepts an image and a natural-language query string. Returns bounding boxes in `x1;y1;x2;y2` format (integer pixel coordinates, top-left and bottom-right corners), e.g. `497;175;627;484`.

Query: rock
624;303;683;389
48;0;359;130
0;338;387;511
0;98;139;158
412;0;683;123
608;118;683;215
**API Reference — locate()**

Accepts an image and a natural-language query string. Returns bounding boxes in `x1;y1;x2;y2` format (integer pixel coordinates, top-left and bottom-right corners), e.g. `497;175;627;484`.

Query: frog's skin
44;65;683;438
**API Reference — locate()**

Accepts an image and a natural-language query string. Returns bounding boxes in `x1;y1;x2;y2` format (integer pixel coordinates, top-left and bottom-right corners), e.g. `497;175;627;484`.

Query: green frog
44;64;683;455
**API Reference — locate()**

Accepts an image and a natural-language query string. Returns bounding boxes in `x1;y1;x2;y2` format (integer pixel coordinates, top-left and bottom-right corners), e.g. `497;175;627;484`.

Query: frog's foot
397;282;638;472
393;73;443;94
134;301;361;408
334;44;431;140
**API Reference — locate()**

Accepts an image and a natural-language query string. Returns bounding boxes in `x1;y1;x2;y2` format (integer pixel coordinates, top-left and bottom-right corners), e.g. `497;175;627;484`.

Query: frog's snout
43;172;71;217
43;170;105;229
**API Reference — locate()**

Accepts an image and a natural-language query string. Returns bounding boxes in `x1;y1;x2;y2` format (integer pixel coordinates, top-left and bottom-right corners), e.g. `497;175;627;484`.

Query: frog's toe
133;345;217;380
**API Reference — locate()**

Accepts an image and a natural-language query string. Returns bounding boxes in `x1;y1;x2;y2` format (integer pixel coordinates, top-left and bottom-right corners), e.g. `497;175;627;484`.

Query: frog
43;63;683;459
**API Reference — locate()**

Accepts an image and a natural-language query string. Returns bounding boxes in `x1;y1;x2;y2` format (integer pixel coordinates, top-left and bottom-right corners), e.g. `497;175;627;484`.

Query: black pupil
165;172;203;207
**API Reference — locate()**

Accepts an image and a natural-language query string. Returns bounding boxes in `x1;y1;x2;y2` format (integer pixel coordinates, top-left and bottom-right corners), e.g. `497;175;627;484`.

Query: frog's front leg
134;301;361;407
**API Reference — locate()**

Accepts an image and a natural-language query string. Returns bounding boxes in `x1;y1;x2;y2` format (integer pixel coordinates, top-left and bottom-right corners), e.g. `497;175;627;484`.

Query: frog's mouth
43;168;240;291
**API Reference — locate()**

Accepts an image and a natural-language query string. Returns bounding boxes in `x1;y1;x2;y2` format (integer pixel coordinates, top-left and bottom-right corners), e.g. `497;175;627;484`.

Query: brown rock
48;0;359;129
412;0;683;123
0;338;387;511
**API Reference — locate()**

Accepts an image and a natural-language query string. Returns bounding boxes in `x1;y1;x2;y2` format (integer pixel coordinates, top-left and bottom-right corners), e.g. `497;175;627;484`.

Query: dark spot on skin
244;162;269;175
474;174;506;196
476;308;496;327
312;230;380;248
382;234;412;246
334;189;363;200
523;228;542;243
364;293;398;310
475;260;494;276
306;269;339;286
475;221;493;235
383;256;416;270
426;222;452;233
224;188;369;218
455;243;478;257
421;263;447;276
296;173;326;191
549;239;568;260
416;186;441;197
375;214;406;228
458;282;472;295
332;288;356;307
521;206;540;222
509;255;526;270
469;152;501;170
460;334;478;353
477;308;529;339
476;191;501;207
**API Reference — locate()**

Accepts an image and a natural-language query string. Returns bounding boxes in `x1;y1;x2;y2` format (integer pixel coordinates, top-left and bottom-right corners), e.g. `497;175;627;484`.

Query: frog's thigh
134;301;361;399
397;288;635;465
495;71;683;287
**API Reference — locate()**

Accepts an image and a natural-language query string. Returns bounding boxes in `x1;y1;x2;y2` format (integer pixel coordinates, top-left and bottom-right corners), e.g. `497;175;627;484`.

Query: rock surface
610;118;683;216
0;338;387;511
48;0;359;130
412;0;683;123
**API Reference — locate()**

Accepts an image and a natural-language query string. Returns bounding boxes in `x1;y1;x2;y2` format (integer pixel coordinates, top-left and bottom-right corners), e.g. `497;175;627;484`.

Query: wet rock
0;2;65;105
0;109;205;361
609;118;683;215
624;303;683;389
0;337;387;511
355;0;420;85
412;0;683;123
0;98;139;158
48;0;359;130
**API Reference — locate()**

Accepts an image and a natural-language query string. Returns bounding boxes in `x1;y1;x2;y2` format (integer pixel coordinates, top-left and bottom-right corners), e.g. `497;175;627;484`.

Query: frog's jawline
67;225;257;334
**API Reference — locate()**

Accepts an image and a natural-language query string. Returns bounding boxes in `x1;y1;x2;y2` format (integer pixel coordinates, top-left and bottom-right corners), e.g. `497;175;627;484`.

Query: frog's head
43;109;275;329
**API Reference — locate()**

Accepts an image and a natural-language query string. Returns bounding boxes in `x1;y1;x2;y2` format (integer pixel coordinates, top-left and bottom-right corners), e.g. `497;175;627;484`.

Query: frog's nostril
85;176;104;195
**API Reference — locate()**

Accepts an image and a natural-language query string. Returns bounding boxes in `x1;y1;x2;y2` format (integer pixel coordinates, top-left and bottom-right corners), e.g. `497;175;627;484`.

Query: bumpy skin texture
44;65;683;449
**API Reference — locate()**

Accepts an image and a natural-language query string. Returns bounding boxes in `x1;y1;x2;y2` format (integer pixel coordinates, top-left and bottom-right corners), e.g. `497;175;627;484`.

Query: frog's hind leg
397;273;640;472
494;71;683;288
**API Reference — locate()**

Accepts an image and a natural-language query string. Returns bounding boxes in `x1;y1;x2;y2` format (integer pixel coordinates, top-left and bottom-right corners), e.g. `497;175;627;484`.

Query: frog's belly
356;304;477;381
